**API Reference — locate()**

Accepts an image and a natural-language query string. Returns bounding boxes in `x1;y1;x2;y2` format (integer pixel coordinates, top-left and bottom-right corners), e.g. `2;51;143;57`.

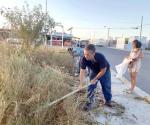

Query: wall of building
116;37;125;49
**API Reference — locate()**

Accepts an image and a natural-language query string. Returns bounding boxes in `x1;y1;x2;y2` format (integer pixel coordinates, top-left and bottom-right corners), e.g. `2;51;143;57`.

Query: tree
1;2;55;48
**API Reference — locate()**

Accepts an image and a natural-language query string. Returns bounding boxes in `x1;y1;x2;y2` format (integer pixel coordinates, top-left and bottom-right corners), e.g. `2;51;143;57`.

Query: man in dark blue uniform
79;44;112;111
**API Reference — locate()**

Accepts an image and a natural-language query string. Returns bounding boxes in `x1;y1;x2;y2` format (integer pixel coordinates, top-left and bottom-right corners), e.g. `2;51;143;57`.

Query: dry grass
0;43;85;125
27;46;74;74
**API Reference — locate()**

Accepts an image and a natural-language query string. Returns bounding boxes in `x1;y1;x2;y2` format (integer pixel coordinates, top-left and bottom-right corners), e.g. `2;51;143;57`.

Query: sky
0;0;150;39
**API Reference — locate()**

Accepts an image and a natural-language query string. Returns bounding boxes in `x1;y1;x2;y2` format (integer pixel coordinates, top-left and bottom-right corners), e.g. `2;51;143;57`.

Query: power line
74;26;140;30
72;22;150;30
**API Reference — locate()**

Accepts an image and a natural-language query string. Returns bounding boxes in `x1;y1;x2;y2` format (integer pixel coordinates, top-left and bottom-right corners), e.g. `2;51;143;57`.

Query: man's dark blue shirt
80;52;110;73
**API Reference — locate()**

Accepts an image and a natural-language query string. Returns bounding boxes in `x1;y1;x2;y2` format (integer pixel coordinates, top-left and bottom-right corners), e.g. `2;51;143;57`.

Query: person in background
73;44;83;76
115;40;144;93
127;40;144;93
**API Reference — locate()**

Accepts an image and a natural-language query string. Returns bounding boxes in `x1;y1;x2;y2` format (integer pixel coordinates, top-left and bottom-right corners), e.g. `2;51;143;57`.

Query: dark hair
132;39;142;48
85;44;96;53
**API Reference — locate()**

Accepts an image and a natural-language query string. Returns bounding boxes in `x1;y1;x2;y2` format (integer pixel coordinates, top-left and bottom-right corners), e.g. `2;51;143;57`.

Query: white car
94;42;104;47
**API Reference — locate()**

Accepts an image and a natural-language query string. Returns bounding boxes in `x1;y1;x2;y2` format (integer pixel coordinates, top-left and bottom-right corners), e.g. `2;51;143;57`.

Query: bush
27;47;74;74
0;43;85;125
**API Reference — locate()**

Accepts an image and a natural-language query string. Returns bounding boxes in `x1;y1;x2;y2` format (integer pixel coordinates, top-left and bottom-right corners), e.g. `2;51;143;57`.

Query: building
46;32;74;46
116;37;128;49
127;36;148;50
116;36;149;50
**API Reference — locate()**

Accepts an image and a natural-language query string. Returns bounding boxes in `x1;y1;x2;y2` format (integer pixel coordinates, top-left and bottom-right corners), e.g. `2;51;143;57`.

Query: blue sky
1;0;150;39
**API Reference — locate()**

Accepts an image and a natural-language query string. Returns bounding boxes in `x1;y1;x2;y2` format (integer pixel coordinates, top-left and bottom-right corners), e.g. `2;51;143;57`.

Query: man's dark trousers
87;68;112;104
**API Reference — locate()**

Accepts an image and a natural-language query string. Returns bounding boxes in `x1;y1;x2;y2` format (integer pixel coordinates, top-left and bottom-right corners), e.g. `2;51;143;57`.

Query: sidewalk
90;70;150;125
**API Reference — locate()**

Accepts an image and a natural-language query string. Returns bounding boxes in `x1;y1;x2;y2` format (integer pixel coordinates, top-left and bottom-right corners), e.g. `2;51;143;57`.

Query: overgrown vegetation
0;2;96;125
0;43;90;125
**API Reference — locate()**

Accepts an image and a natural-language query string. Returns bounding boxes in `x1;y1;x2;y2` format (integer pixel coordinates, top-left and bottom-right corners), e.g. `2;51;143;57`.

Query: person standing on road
73;44;84;76
116;40;144;94
127;40;144;93
79;44;112;111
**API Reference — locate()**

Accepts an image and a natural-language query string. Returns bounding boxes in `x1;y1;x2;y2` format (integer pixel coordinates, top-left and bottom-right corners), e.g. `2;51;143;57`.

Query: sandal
125;89;133;94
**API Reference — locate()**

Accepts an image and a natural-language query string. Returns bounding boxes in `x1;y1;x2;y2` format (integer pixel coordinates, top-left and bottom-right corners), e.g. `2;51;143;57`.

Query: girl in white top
115;40;144;93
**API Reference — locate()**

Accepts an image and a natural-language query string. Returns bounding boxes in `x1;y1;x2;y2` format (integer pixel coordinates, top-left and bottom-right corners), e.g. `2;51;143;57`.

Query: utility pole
46;0;47;16
44;0;48;46
140;16;143;41
54;22;64;48
107;28;110;46
93;31;96;43
104;26;111;46
50;30;53;47
62;25;64;48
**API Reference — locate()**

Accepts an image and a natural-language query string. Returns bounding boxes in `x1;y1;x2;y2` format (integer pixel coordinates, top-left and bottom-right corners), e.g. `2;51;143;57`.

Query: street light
140;16;143;41
129;17;143;41
130;27;139;30
55;22;64;48
67;27;73;35
61;25;64;48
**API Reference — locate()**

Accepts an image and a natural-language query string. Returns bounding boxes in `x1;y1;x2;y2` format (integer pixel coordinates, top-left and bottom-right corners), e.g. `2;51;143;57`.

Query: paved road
96;47;150;94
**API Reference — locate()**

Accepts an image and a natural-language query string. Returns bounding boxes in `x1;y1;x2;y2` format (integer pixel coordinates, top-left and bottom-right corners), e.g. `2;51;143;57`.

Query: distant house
116;37;127;49
116;36;149;50
46;32;73;46
128;36;148;50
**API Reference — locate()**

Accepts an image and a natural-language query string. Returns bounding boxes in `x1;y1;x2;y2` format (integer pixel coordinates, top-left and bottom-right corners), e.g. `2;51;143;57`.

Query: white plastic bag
115;58;130;77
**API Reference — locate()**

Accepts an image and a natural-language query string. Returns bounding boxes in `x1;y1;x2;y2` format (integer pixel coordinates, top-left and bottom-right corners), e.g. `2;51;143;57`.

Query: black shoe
105;101;113;108
82;102;92;111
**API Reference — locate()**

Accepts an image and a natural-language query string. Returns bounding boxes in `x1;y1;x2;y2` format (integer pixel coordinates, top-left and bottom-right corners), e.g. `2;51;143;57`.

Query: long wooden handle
30;83;91;115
